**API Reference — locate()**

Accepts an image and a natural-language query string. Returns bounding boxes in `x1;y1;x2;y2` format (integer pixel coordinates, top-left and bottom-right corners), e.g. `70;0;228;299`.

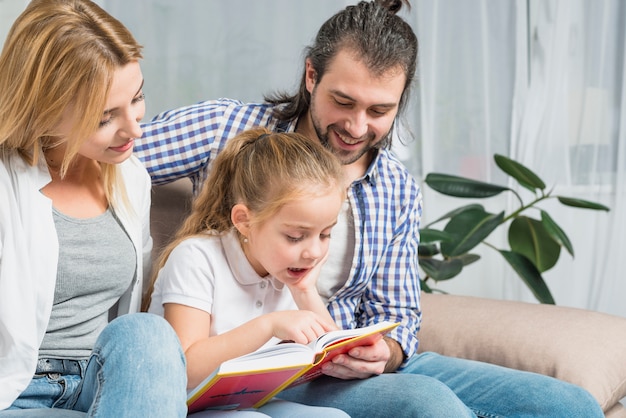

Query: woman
0;1;186;416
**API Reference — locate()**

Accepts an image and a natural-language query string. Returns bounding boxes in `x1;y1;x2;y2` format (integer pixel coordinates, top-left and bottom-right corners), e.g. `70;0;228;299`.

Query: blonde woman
0;1;186;416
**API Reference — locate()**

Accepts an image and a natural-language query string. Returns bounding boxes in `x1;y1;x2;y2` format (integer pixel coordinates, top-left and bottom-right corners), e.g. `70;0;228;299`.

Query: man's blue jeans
279;352;605;417
2;313;187;417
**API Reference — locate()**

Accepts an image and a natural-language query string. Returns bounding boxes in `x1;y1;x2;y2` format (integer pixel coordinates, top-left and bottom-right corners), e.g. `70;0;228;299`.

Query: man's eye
370;108;389;116
287;235;303;242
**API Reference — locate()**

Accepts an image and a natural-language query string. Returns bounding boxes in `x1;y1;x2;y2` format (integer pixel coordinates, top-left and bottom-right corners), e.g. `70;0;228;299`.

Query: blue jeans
402;352;604;417
278;352;605;418
186;399;349;417
2;313;187;417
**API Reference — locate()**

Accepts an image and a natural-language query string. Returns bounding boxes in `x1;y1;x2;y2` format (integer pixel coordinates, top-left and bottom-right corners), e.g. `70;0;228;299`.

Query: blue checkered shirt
136;99;423;365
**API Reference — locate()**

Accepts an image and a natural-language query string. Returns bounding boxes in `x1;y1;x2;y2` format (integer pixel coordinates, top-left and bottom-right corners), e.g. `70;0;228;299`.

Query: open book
187;321;399;413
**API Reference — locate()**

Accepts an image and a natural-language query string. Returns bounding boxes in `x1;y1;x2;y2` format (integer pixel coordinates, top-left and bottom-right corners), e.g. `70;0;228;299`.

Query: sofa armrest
417;292;626;414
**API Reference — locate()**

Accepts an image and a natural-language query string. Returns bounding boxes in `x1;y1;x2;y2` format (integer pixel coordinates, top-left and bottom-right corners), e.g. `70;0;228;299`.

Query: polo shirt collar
221;229;285;291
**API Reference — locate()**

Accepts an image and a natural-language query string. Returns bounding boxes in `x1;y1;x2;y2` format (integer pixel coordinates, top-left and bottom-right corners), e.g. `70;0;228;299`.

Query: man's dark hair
265;0;417;130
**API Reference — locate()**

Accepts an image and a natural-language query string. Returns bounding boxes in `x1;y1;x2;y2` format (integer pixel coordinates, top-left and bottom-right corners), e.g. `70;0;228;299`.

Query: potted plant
418;154;610;304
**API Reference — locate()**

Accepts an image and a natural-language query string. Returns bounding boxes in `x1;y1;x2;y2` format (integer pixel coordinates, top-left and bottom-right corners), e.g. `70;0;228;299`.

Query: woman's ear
231;204;251;237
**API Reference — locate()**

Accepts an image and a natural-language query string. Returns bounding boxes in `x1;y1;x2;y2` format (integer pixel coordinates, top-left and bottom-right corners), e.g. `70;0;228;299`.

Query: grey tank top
39;207;136;360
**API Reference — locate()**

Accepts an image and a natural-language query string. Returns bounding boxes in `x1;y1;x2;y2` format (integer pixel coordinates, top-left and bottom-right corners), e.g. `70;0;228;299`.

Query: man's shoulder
146;98;276;125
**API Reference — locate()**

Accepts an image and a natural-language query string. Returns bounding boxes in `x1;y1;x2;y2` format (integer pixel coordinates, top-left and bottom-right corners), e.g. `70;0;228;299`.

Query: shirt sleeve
364;182;423;367
151;238;217;315
135;99;240;186
135;99;276;191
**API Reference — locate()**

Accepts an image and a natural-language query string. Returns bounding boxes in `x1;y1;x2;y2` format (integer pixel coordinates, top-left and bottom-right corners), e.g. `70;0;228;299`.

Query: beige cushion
150;178;193;256
417;292;626;414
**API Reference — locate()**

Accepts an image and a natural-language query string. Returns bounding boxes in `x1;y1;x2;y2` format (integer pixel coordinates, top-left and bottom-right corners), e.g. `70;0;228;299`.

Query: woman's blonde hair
142;127;345;310
0;0;143;207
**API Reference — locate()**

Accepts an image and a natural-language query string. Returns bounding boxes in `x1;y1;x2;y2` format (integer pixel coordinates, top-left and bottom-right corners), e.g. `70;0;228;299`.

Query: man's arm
323;168;424;379
136;98;274;188
383;336;406;373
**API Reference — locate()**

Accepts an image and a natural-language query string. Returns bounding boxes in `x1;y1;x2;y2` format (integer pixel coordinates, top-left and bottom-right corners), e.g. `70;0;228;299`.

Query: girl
146;128;349;417
0;1;186;416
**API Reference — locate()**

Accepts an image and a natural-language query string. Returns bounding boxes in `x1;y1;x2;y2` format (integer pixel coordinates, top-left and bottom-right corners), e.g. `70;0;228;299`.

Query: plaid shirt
136;99;423;364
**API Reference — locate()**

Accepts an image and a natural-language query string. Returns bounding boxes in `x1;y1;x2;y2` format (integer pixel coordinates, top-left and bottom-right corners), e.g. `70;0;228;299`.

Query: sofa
150;179;626;417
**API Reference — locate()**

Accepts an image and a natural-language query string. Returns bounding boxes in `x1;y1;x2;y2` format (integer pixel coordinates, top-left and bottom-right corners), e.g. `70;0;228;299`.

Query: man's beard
310;111;374;166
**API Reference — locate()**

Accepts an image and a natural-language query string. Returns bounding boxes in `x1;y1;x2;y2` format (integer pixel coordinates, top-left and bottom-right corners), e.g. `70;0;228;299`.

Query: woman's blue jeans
2;313;187;417
279;352;605;418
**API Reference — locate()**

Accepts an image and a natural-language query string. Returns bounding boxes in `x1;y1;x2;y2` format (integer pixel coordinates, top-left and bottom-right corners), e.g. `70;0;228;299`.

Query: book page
311;321;398;352
219;343;314;374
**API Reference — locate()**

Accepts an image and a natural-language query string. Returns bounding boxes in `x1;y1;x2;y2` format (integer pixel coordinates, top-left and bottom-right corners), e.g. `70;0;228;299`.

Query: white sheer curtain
414;0;625;317
93;0;355;119
1;0;623;317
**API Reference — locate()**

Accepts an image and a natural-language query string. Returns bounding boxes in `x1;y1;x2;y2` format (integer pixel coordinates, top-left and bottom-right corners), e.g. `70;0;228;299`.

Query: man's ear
305;58;317;93
231;203;251;237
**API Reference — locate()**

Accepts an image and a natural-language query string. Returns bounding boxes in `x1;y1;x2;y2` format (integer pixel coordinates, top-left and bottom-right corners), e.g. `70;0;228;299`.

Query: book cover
187;321;399;413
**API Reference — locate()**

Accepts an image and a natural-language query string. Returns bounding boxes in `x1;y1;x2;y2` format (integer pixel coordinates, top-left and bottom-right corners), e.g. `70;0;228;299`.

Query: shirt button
260;282;267;289
256;300;263;308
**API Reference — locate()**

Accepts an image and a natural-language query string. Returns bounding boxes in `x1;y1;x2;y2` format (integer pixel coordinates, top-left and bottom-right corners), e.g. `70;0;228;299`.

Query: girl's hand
268;310;335;344
286;251;328;294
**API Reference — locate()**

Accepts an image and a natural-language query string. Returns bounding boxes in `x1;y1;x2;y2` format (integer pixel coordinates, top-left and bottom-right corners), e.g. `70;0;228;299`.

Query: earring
243;237;248;243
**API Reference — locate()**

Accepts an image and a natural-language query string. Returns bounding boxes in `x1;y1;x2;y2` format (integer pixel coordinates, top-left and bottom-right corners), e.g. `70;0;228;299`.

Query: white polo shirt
149;229;297;343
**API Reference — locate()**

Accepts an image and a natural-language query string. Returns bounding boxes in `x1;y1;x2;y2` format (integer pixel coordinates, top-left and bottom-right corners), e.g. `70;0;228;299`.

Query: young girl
0;1;186;416
146;128;349;417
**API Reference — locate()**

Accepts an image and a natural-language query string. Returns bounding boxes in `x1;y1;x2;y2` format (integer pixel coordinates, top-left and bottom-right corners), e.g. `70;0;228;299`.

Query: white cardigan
0;152;153;409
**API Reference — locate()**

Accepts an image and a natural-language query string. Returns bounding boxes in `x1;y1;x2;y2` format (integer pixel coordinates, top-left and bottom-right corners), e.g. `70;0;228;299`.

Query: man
136;1;603;416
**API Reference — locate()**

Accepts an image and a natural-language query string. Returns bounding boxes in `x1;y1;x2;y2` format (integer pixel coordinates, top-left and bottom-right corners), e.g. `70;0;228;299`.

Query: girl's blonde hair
0;0;143;208
142;127;345;310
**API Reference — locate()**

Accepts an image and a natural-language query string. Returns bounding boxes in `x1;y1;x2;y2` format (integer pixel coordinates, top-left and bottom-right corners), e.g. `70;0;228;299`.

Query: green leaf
441;208;504;256
419;228;453;244
557;196;610;211
540;210;574;257
425;173;510;198
494;154;546;192
508;216;561;272
420;279;433;293
419;257;464;281
418;243;440;257
498;250;555;304
425;204;485;227
458;253;481;266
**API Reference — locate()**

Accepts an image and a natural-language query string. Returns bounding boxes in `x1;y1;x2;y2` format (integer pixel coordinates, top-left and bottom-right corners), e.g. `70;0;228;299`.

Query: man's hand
320;336;405;379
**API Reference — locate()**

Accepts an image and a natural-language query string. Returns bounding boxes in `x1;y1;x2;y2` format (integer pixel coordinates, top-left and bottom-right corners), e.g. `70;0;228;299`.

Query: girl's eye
320;233;331;240
286;235;304;243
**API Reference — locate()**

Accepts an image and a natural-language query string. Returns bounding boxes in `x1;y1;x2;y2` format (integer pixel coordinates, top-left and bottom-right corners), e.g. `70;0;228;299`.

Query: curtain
414;0;625;317
1;0;623;317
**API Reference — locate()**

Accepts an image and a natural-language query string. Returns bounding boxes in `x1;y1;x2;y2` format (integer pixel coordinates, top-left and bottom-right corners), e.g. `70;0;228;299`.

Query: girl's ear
231;204;251;237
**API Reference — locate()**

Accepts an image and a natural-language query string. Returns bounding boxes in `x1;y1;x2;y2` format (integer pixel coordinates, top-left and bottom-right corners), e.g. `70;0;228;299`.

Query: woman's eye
99;118;112;128
132;92;146;104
